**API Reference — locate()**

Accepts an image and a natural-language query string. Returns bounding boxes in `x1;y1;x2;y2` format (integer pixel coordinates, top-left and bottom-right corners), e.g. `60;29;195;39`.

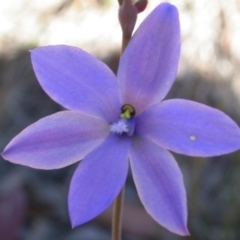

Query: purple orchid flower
2;3;240;236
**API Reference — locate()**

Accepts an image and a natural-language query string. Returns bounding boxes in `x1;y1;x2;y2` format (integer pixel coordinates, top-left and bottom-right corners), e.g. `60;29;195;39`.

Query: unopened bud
135;0;148;13
118;0;137;38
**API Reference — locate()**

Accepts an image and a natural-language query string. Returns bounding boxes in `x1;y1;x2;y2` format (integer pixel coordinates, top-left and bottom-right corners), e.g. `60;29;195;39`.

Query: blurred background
0;0;240;239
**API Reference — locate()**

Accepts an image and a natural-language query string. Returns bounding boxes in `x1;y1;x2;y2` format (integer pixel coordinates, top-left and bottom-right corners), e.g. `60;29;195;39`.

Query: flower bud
135;0;148;13
118;0;137;38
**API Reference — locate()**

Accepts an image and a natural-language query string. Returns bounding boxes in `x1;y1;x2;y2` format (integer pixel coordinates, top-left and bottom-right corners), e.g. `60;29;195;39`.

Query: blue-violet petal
130;137;189;236
117;3;180;114
31;45;121;122
69;134;131;227
136;99;240;156
2;111;109;169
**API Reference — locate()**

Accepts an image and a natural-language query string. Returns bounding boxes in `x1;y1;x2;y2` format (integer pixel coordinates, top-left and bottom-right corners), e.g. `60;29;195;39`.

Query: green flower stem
111;186;125;240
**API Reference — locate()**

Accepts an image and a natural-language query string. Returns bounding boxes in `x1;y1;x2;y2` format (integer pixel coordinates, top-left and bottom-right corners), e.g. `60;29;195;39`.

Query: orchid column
2;1;240;240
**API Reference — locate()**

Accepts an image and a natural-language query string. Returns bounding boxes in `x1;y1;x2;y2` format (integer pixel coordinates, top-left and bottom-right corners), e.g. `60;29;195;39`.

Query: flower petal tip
156;3;179;27
186;229;191;236
29;47;37;54
1;150;5;158
170;224;190;236
1;147;11;161
68;211;81;227
68;201;97;228
159;2;178;14
179;227;190;237
162;219;189;236
70;219;79;229
30;46;46;60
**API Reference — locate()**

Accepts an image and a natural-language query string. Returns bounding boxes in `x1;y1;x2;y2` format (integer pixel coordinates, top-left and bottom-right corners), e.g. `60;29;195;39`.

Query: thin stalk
111;33;129;239
111;186;125;240
112;1;134;238
121;35;131;53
